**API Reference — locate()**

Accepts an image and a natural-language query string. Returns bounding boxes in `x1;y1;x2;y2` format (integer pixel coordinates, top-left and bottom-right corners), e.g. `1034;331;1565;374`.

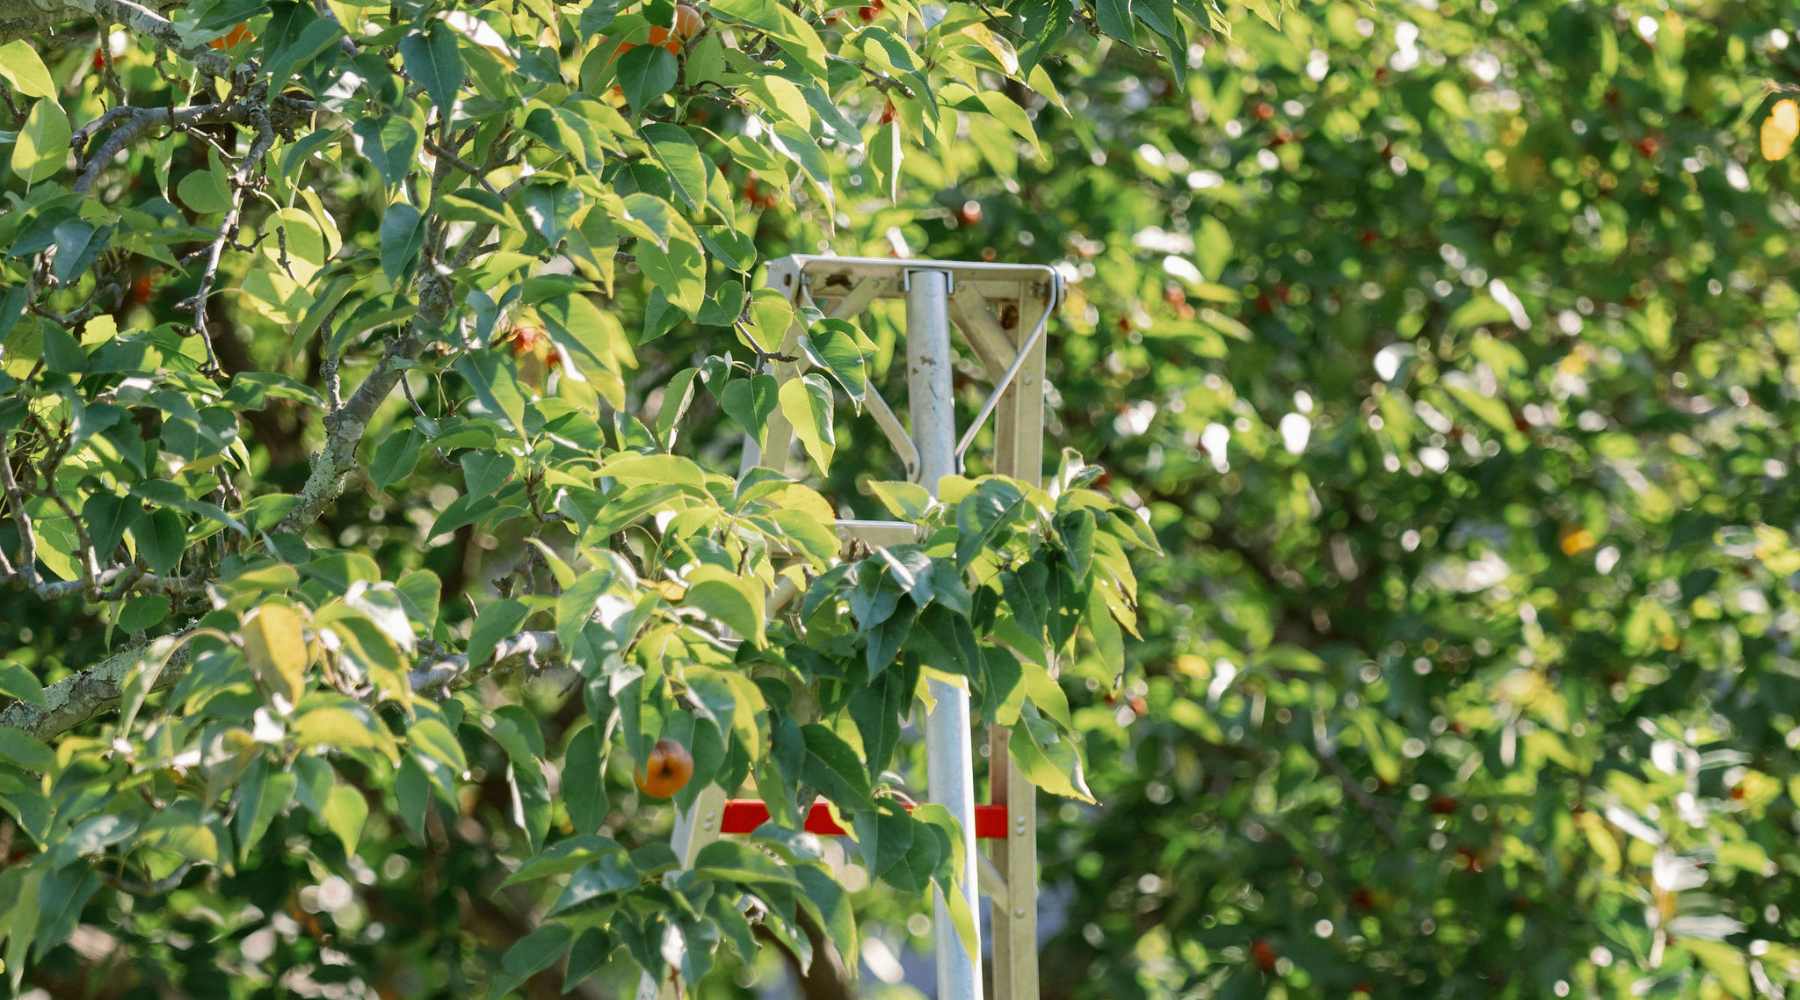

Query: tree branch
0;636;196;741
57;0;234;77
275;218;457;534
0;626;560;743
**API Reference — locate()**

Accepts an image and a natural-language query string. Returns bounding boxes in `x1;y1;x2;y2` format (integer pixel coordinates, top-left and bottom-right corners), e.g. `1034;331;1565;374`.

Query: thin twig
189;107;277;373
424;138;498;193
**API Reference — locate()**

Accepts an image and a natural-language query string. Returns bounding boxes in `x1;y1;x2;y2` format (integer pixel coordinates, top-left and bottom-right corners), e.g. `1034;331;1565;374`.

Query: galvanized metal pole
906;267;985;1000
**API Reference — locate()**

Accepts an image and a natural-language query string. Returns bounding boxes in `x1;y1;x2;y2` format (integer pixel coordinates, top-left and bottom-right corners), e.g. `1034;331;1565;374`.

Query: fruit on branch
507;325;543;356
1251;939;1278;973
956;200;982;225
635;739;694;798
209;22;253;50
672;3;704;40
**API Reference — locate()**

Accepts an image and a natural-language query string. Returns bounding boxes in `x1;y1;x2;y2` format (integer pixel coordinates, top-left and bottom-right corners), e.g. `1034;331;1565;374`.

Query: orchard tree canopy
4;0;1800;997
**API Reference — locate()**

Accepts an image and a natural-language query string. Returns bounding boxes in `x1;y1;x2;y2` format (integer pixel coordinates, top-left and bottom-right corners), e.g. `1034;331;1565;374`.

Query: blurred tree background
5;0;1800;997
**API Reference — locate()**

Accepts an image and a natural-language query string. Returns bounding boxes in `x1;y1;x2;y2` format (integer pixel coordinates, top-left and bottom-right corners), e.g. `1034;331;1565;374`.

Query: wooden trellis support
641;255;1058;1000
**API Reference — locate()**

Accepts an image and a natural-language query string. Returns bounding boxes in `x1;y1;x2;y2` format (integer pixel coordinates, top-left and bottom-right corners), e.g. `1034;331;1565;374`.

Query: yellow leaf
243;602;307;708
1761;98;1799;162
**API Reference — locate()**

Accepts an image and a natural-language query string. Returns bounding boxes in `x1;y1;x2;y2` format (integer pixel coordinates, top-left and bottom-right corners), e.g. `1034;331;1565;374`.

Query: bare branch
73;97;315;195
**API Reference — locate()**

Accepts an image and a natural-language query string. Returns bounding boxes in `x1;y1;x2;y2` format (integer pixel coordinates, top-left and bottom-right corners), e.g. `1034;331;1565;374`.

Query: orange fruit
672;4;704;40
635;739;694;798
209;22;253;50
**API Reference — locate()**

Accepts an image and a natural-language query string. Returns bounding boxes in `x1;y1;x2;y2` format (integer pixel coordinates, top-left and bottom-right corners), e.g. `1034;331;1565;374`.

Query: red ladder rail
718;799;1010;839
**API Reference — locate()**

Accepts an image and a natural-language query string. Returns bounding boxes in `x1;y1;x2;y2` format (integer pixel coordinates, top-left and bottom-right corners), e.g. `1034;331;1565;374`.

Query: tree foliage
6;0;1800;997
0;0;1163;993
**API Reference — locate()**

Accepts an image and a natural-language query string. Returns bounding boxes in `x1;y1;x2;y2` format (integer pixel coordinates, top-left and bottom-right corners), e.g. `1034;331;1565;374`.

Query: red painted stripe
718;799;1010;839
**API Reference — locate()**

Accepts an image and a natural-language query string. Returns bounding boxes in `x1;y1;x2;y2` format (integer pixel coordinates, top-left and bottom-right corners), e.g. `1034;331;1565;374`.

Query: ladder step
719;799;1009;839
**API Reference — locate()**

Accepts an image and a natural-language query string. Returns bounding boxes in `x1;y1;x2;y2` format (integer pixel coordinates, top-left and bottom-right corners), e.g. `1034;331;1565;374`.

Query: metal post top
766;254;1064;310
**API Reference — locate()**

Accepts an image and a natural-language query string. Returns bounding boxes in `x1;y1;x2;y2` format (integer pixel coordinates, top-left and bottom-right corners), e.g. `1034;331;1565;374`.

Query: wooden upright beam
989;276;1048;1000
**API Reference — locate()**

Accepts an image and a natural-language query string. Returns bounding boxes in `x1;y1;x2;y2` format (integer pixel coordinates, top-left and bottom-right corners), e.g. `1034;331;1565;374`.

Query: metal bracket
901;266;956;294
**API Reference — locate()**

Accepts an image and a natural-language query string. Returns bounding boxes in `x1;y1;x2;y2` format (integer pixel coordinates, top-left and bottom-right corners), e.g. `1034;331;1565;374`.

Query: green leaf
556;568;616;654
685;565;766;647
800;320;867;406
379;202;425;282
1009;705;1094;802
466;599;531;667
265;17;345;96
234;758;296;861
616;46;677;111
642;123;708;214
117;594;170;632
243;601;308;708
400;23;464;117
720;374;779;447
635;230;706;314
1095;0;1135;42
368;427;424;490
453;350;529;438
293;704;393;757
770;121;833;212
11;99;69;183
0;727;53;773
132;508;186;574
779;373;835;474
353;115;421;190
0;663;45;708
694;840;800;886
502;834;627;887
538;292;633;398
563;724;610;833
746;288;794;354
0;41;56;98
490;925;574;999
320;783;369;855
801;723;872;810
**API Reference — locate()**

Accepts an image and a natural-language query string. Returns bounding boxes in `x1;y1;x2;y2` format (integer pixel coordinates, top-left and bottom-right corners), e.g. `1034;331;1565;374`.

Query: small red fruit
956;200;982;226
508;325;543;355
1635;135;1660;159
92;46;107;72
879;99;897;125
129;275;154;306
1350;887;1375;911
1252;101;1275;121
1359;228;1378;247
1251;939;1277;973
1429;795;1458;815
857;5;877;21
635;739;695;798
